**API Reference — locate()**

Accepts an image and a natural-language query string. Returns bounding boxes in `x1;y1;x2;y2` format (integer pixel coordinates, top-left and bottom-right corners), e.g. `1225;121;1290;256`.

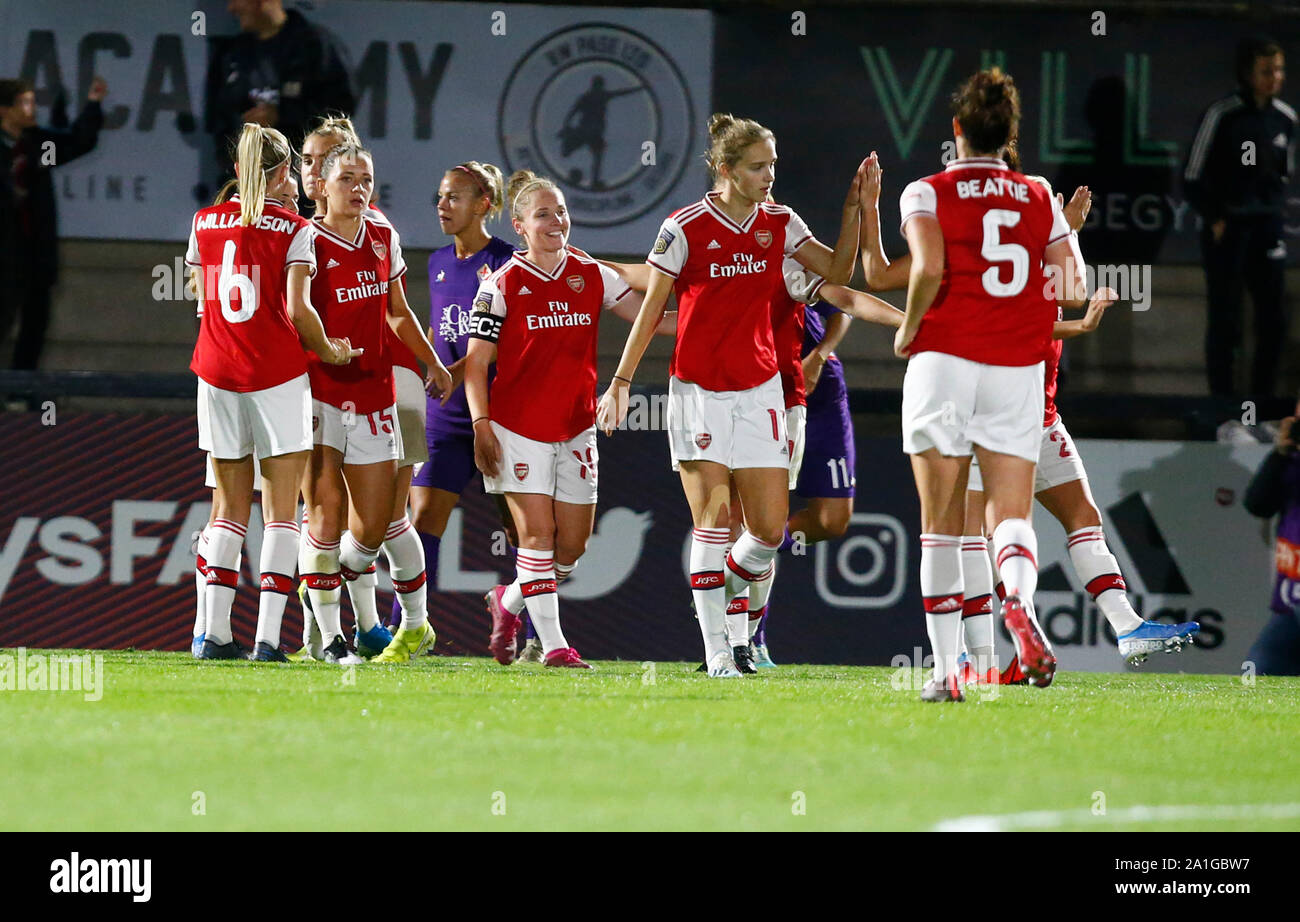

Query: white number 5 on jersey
218;239;258;323
980;209;1029;298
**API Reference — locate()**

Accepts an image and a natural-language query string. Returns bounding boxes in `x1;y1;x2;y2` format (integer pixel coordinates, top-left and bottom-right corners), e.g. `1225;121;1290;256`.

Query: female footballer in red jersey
891;70;1086;701
465;170;664;669
298;117;436;660
597;113;866;678
861;144;1199;687
187;124;357;662
297;144;452;665
189;177;296;657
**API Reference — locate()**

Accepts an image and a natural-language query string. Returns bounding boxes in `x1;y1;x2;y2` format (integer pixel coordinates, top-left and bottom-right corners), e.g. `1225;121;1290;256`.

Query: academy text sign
0;0;712;249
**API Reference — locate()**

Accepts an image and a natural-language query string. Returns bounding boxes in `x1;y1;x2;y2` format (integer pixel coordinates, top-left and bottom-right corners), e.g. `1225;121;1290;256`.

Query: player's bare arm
285;265;357;365
820;282;904;328
859;152;913;291
464;337;501;478
895;214;944;357
387;279;452;402
1053;287;1118;340
803;310;852;395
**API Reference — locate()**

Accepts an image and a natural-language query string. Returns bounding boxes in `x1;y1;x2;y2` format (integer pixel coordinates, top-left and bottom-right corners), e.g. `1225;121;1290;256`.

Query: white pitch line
932;803;1300;832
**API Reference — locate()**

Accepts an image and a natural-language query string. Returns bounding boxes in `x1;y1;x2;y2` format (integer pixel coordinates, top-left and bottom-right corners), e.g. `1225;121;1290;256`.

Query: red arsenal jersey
308;213;408;414
472;250;630;443
647;192;813;392
1041;227;1085;427
899;157;1070;367
773;257;827;409
367;206;421;376
186;196;315;392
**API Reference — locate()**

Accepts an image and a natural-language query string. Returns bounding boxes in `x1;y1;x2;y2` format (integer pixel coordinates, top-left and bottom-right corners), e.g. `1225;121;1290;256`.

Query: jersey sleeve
899;180;937;232
388;225;408;281
185;215;203;318
784;264;825;305
783;208;814;256
598;262;632;309
286;222;317;277
1046;190;1071;245
646;216;687;278
468;274;506;343
185;213;200;267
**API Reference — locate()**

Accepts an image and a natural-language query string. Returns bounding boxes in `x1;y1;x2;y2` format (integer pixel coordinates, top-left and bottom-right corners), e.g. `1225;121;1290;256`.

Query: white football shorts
786;404;807;490
198;372;312;461
968;415;1087;494
901;351;1044;463
393;366;429;468
312;400;403;466
482;422;598;505
668;373;789;471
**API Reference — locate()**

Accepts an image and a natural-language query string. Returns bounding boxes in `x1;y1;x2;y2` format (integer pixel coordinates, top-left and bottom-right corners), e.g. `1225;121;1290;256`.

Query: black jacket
1184;89;1296;223
204;9;355;176
0;99;103;287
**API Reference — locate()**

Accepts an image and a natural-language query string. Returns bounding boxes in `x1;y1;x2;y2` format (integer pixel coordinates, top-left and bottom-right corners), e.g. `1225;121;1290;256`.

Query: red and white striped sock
383;518;429;631
920;533;964;681
204;518;247;646
991;518;1039;605
300;531;343;640
1066;526;1143;633
725;529;778;599
193;527;210;639
960;536;996;675
749;555;778;615
501;580;526;616
255;520;299;648
340;532;382;633
725;591;749;648
690;526;729;660
517;548;565;653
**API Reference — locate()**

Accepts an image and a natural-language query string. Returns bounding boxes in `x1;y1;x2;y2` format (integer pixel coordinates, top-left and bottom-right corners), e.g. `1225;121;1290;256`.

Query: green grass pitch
2;651;1298;831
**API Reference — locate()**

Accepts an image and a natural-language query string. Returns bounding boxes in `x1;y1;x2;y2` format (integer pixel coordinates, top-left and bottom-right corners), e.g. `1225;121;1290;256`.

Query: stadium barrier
0;389;1274;673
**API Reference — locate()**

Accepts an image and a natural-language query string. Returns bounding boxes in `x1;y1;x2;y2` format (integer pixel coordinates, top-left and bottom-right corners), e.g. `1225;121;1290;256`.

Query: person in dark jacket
1184;37;1295;399
0;76;105;370
1243;398;1300;675
204;0;355;191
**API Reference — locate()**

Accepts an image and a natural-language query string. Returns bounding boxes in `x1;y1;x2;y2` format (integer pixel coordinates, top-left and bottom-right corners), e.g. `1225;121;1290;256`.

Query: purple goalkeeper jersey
802;300;847;415
1270;456;1300;614
426;236;516;434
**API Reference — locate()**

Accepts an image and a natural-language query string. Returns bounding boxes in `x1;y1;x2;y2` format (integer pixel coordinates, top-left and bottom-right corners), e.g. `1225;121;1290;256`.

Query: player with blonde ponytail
598;113;868;678
186;123;358;662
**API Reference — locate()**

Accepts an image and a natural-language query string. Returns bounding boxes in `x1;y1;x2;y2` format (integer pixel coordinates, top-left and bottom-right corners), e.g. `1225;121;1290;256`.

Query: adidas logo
707;239;721;250
519;285;532;295
326;258;340;269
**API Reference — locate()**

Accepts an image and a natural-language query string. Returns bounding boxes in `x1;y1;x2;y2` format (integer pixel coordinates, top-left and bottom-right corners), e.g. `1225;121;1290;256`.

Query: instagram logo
814;513;908;608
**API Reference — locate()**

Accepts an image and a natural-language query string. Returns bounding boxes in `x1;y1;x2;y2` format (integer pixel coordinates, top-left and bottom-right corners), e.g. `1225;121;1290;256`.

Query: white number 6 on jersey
218;239;258;323
980;209;1029;298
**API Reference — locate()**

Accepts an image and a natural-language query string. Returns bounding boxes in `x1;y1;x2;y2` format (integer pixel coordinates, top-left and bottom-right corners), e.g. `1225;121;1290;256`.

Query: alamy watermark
0;648;104;701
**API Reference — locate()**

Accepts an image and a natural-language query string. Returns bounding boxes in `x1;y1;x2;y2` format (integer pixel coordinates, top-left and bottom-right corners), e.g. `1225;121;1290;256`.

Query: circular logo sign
498;23;694;228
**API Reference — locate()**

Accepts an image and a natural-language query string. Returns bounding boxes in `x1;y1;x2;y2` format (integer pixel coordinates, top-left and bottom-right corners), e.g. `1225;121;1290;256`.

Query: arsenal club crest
371;239;388;260
478;263;492;281
514;463;529;480
754;229;773;249
566;275;585;293
695;433;712;449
